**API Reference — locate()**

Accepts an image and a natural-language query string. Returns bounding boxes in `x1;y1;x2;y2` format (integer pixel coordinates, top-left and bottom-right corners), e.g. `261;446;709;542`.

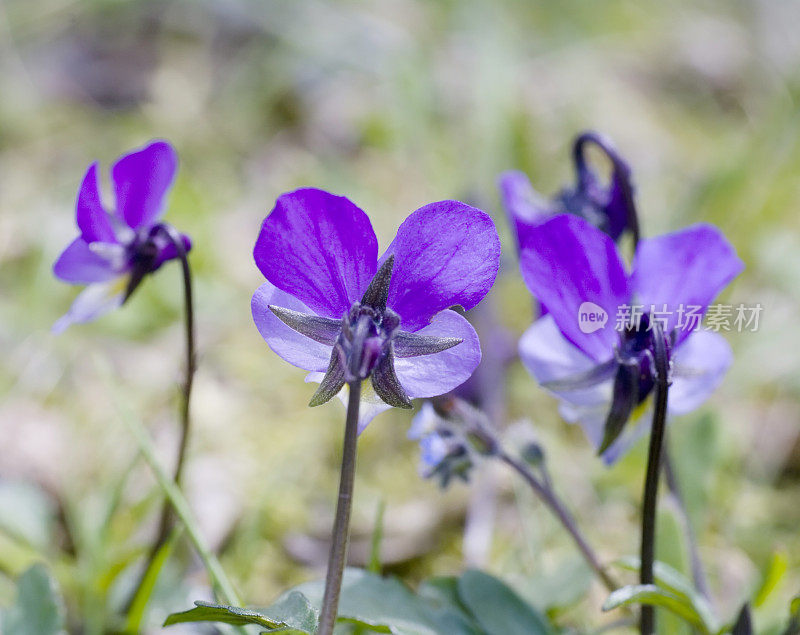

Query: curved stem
640;323;670;634
318;381;362;635
124;224;196;618
499;451;618;593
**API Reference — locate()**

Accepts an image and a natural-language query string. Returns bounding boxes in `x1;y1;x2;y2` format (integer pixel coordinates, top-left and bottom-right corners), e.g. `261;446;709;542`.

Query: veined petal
53;238;120;284
304;374;393;434
669;331;732;415
518;315;612;408
111;140;178;230
394;309;481;399
76;163;116;244
52;275;128;333
254;188;378;318
631;223;744;344
497;170;551;250
519;214;628;362
251;282;334;372
381;201;500;331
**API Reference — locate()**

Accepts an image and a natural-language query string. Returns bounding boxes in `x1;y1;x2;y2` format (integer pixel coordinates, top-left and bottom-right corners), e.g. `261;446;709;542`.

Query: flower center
337;302;400;382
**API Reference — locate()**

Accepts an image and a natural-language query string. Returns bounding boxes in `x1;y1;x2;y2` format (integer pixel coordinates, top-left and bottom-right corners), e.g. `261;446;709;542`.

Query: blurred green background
1;0;799;632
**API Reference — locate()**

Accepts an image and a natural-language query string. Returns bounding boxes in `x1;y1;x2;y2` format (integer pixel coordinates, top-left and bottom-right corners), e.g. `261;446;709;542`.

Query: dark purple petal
497;171;551;250
631;223;744;344
111;140;178;230
153;232;192;269
53;238;119;284
604;172;631;241
381;201;500;332
76;163;116;244
254;188;378;319
394;309;481;398
251;282;334;372
519;214;628;362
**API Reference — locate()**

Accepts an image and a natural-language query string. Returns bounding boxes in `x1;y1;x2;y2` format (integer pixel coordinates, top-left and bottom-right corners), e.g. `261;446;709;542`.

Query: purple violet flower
499;131;637;250
52;140;191;333
517;214;744;464
251;188;501;432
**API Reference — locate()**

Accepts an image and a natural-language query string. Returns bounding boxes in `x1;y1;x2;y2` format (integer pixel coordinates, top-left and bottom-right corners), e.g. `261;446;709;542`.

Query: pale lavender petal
394;309;481;399
518;315;612;408
53;238;119;284
52;276;128;333
251;282;334;372
631;223;744;343
497;170;551;249
559;400;650;465
76;163;116;243
669;331;732;415
111;140;178;230
254;188;378;319
381;201;500;331
519;214;628;362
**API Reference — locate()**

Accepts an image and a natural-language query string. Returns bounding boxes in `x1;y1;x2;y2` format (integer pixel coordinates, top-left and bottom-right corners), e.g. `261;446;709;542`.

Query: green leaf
791;595;800;616
603;584;710;632
1;564;65;635
754;551;788;607
164;591;316;633
615;557;719;631
456;569;552;635
294;569;478;635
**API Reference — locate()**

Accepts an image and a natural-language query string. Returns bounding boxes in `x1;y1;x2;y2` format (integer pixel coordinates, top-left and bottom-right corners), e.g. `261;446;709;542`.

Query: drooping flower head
251;188;501;431
499;131;637;250
52;141;191;332
517;214;743;463
407;397;497;487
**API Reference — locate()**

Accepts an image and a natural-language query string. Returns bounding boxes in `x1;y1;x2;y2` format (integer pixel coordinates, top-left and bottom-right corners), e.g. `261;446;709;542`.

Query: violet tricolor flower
499;131;637;250
52;141;190;332
251;188;500;431
518;214;744;463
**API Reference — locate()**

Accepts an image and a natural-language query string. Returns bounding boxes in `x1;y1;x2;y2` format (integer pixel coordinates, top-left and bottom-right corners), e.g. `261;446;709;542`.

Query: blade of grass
95;356;243;612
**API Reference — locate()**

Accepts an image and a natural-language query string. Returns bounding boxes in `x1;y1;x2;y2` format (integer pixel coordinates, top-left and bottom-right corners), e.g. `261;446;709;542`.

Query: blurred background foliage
1;0;799;632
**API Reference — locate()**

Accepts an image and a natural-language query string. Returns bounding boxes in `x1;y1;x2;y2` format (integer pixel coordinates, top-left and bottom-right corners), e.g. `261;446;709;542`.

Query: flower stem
124;225;196;620
499;450;618;593
640;323;670;634
318;380;362;635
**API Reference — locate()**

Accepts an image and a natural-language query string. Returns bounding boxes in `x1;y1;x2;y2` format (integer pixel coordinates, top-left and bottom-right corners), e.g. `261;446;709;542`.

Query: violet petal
111;140;178;230
53;238;119;284
254;188;378;318
381;200;500;332
76;163;117;244
519;214;628;362
631;223;744;344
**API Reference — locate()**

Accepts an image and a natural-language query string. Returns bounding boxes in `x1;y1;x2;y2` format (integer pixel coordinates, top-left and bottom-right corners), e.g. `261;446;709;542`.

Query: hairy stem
124;225;196;620
499;451;618;592
318;381;362;635
640;323;670;634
